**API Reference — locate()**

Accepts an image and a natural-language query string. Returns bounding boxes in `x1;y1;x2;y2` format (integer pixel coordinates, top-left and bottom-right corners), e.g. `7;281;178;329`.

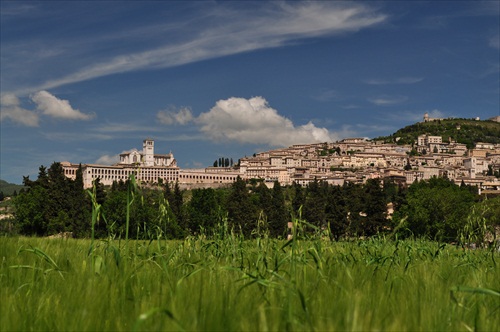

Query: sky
1;1;499;184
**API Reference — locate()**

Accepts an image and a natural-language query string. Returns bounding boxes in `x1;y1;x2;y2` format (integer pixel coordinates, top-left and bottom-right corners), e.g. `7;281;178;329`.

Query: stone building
62;139;180;188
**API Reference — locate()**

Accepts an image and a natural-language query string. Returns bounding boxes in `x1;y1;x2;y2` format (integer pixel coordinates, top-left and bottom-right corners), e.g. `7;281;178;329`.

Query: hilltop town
61;114;500;194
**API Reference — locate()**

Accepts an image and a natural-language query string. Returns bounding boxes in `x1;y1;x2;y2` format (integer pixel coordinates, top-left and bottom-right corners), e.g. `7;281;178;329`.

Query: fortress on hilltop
423;112;444;122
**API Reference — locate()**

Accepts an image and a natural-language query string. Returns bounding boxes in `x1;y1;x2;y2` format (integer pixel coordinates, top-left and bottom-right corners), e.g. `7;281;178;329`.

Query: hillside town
62;123;500;195
238;135;500;193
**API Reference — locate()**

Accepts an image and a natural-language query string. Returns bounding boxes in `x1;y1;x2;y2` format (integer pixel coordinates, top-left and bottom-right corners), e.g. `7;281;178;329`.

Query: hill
0;179;26;196
374;118;500;148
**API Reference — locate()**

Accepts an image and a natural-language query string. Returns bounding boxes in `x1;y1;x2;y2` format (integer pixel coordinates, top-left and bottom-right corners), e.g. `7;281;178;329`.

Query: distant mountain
0;180;26;196
374;118;500;148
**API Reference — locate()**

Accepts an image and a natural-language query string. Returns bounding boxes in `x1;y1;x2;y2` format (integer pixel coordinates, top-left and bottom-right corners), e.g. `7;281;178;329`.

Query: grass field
1;235;499;331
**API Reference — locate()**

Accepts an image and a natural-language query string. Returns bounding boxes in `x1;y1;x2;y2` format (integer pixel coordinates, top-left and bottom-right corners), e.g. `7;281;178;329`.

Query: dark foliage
13;163;485;242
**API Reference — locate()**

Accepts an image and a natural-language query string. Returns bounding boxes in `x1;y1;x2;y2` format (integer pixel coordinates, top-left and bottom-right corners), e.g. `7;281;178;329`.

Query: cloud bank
158;97;336;147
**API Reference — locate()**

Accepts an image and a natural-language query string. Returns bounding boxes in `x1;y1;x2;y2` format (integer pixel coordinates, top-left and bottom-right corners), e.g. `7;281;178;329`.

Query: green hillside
0;180;26;196
374;118;500;148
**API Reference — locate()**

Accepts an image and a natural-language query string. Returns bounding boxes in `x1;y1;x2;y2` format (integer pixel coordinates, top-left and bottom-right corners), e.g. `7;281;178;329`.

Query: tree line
212;157;235;168
11;162;500;243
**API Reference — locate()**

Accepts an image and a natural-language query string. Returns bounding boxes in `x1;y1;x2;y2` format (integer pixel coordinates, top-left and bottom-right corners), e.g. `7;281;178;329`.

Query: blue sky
1;1;499;184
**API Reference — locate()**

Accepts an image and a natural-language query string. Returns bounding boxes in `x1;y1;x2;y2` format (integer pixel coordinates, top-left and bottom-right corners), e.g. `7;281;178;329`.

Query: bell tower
143;138;154;166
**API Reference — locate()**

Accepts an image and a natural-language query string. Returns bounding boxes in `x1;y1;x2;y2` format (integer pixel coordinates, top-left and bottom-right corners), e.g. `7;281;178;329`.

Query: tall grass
2;179;498;331
1;235;499;331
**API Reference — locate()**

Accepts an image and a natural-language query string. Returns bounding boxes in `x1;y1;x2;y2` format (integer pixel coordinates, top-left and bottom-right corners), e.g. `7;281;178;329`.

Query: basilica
61;139;240;189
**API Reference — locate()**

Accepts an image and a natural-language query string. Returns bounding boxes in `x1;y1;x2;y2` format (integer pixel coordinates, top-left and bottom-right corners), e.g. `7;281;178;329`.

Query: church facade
62;139;180;188
62;138;240;189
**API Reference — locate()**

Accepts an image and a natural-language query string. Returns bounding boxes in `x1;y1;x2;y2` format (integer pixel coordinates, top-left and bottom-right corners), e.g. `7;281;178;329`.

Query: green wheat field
1;234;499;331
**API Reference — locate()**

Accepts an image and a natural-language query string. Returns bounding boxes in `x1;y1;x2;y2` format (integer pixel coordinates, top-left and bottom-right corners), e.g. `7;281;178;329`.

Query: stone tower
143;138;154;166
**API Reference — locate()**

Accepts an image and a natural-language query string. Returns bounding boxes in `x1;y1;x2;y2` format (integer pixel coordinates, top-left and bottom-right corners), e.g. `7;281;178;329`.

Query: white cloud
30;2;387;91
157;106;194;125
0;93;39;126
95;154;120;165
368;95;408;106
31;90;94;120
195;97;336;146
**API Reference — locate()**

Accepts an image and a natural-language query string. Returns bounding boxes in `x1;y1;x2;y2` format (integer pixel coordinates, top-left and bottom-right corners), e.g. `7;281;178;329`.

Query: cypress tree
363;179;388;236
46;162;71;234
291;181;305;215
253;182;272;235
226;176;258;237
69;164;90;237
269;181;288;238
303;178;327;229
187;188;220;235
325;185;348;240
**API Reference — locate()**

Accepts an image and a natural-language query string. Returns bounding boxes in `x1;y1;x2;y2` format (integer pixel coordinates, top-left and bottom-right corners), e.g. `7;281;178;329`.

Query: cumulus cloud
31;90;94;120
0;93;39;126
194;97;335;146
157;106;194;125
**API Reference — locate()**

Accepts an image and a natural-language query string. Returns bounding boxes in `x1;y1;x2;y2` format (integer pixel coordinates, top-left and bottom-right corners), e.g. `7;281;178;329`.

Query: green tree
15;162;84;236
163;180;184;228
325;185;348;240
46;162;73;234
102;187;128;237
394;177;477;241
343;182;364;237
460;196;500;247
303;178;327;230
253;182;273;236
14;185;48;236
171;181;185;229
362;179;388;236
291;182;305;215
187;188;222;235
226;176;258;237
268;181;289;238
68;164;90;237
